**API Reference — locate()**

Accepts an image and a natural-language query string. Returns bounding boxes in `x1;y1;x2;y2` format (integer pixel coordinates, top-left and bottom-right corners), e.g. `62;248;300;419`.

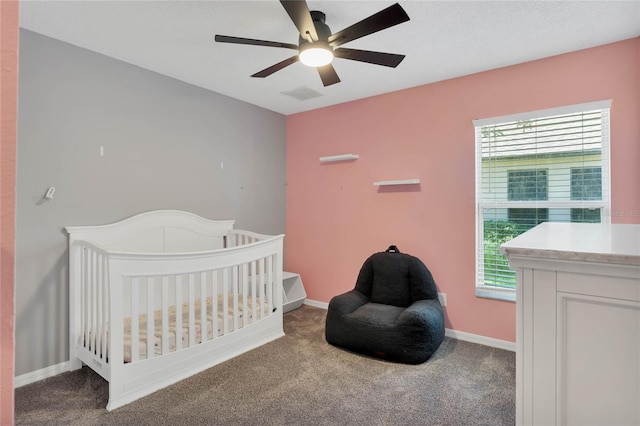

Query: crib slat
252;260;257;322
101;254;109;360
212;270;218;338
188;273;196;347
267;255;274;314
91;250;97;354
95;253;102;352
258;258;265;320
161;276;169;355
96;253;103;357
86;249;92;351
85;251;89;352
250;260;257;324
81;248;88;350
242;263;249;328
175;275;183;351
222;268;229;334
200;271;207;343
95;252;101;357
131;278;140;363
146;277;154;360
88;251;94;354
232;266;239;331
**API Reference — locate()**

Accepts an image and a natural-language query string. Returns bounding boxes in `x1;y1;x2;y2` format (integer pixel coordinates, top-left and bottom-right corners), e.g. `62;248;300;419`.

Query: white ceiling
19;0;640;116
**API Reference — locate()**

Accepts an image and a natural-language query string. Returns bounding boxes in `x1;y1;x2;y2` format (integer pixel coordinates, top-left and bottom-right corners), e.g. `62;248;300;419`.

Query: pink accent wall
0;0;18;423
286;38;640;343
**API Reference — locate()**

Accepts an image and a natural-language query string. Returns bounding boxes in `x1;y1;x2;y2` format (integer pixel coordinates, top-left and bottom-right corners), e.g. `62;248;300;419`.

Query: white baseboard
302;299;328;309
444;329;515;352
14;360;69;388
304;298;516;352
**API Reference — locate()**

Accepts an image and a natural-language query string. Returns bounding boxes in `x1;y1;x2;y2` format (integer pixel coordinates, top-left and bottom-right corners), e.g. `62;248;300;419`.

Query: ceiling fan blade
328;3;410;48
251;55;300;78
333;47;405;68
215;35;298;50
317;64;341;87
280;0;318;42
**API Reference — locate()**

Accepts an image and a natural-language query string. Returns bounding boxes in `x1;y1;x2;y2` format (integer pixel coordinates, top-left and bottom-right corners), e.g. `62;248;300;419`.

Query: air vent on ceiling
281;86;323;101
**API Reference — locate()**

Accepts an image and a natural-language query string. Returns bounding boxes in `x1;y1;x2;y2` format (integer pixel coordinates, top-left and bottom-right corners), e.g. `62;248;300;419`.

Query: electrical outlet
438;293;447;307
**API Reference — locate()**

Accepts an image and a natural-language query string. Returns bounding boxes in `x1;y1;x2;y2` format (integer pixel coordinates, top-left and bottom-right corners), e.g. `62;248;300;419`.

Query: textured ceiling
19;0;640;115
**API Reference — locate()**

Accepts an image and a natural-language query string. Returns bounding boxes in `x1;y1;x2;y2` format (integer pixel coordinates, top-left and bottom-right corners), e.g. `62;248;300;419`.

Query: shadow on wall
436;280;451;333
16;249;68;373
376;184;422;194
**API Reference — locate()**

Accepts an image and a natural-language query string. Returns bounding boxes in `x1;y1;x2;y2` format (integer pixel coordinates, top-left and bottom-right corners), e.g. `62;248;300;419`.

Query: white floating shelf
373;179;421;186
319;154;360;163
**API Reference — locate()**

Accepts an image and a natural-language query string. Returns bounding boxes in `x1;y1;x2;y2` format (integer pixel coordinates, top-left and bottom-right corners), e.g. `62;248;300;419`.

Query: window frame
473;100;611;301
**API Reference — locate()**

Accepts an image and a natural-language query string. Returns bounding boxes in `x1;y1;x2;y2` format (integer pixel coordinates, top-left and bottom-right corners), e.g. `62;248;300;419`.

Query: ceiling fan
215;1;410;87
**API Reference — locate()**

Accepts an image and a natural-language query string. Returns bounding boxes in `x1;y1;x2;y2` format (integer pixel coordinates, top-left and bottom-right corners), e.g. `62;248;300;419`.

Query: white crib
65;210;284;411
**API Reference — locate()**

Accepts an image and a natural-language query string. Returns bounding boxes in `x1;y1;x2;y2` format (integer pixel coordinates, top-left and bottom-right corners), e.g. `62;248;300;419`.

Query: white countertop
500;222;640;265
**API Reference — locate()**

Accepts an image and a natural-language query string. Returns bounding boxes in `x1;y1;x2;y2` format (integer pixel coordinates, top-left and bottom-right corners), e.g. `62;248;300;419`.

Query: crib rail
227;229;274;247
69;234;283;376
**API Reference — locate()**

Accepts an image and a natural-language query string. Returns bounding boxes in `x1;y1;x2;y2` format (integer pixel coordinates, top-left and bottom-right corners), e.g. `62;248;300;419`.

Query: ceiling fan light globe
299;47;333;67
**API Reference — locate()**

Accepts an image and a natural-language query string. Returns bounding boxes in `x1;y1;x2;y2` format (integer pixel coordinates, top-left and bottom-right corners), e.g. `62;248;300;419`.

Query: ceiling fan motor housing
299;11;332;54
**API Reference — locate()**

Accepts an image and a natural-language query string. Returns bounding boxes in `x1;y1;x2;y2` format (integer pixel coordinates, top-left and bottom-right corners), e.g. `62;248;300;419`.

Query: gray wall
16;30;287;376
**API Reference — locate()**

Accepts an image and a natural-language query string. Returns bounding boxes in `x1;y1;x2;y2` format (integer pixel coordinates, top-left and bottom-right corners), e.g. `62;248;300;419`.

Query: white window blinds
473;101;611;299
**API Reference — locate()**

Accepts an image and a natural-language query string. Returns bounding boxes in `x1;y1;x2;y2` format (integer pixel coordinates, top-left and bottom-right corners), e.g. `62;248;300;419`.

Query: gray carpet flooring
15;305;515;425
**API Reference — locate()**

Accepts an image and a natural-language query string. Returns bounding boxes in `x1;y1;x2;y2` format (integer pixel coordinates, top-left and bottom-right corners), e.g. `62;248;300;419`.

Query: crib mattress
123;294;270;362
86;295;269;363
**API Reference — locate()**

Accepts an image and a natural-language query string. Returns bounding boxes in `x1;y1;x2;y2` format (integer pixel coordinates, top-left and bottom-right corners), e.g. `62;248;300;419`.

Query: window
507;169;549;230
571;167;602;200
571;167;602;223
474;101;611;301
508;169;548;201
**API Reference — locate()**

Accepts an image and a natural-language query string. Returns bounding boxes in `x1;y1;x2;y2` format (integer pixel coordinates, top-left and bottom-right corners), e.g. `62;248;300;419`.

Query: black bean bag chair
325;246;445;364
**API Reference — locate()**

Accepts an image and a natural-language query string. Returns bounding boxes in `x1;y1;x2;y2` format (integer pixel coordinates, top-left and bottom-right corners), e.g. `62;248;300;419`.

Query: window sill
476;287;516;302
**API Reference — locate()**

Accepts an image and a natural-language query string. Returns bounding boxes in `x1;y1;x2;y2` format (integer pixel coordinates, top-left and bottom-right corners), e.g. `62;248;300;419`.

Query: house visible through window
474;101;611;301
507;169;549;230
571;167;602;223
507;169;548;201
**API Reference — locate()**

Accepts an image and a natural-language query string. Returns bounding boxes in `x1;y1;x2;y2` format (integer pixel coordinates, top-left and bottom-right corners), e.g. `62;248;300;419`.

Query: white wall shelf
319;154;359;163
373;179;421;186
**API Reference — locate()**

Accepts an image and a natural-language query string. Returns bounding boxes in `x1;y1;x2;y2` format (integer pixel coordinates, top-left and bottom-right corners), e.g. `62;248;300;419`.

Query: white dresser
501;223;640;426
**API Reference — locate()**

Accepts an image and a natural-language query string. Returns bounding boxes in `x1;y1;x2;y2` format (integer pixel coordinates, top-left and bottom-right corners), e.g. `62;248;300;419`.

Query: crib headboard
65;210;235;253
